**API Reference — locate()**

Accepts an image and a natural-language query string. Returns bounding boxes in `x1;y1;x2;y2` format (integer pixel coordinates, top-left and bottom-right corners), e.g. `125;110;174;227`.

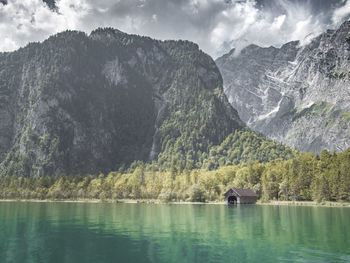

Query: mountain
0;28;295;177
216;20;350;153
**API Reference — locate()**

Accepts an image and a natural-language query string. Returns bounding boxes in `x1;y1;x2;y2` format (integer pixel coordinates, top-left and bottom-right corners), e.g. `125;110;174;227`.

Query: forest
0;148;349;203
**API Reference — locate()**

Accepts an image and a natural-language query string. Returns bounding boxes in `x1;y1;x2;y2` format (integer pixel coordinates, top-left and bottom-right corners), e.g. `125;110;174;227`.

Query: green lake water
0;202;349;263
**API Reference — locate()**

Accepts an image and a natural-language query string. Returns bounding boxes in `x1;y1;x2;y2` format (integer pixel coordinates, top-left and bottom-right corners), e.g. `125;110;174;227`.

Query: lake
0;202;349;263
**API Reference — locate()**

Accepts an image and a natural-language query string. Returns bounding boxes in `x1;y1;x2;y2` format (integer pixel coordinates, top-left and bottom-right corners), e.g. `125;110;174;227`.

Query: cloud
0;0;89;51
0;0;348;57
210;0;333;56
332;0;350;25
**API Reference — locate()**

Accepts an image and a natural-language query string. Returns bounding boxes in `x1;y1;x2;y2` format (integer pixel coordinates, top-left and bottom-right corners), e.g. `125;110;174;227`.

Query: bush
189;184;206;202
158;188;173;202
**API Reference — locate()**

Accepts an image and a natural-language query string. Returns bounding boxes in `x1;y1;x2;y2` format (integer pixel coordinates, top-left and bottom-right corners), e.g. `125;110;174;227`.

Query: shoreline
257;200;350;207
0;199;226;205
1;199;350;207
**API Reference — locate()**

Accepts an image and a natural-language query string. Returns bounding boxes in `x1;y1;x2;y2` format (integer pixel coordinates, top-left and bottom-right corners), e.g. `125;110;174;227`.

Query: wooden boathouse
224;188;258;204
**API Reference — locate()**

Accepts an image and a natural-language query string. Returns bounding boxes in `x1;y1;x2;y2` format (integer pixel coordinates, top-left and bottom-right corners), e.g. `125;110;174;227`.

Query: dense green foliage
204;129;297;169
1;148;348;202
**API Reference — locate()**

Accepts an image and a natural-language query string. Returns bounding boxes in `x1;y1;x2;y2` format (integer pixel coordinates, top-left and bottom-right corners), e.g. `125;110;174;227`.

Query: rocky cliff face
0;28;244;176
216;20;350;153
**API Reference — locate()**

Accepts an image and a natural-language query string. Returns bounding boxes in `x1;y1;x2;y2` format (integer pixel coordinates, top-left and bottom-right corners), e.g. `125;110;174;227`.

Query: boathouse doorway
228;196;237;204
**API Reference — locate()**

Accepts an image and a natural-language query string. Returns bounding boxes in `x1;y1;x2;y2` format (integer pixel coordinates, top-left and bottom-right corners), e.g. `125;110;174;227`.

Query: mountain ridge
216;20;350;153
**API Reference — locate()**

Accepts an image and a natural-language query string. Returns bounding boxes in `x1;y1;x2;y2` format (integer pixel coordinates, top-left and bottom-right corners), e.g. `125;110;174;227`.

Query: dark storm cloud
42;0;57;10
1;0;350;57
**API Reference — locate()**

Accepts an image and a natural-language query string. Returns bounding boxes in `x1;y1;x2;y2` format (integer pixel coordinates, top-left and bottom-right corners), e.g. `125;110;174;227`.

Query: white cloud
0;0;348;57
209;0;330;56
272;15;286;30
210;0;260;54
0;0;90;51
332;0;350;25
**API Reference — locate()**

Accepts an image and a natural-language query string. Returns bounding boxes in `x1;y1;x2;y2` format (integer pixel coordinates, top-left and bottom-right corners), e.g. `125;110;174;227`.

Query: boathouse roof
224;188;258;197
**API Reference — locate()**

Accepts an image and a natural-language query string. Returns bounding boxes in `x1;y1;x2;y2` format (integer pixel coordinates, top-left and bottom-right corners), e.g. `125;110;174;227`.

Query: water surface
0;202;349;263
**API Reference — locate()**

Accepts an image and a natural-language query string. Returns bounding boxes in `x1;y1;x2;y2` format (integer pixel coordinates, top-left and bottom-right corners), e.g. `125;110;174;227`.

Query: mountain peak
90;27;125;37
281;40;300;50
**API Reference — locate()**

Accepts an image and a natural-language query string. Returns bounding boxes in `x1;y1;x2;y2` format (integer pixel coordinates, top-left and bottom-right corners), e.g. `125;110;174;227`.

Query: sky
0;0;350;58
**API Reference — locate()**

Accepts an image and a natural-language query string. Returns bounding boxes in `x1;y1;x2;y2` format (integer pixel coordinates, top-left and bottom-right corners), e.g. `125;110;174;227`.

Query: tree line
0;148;349;202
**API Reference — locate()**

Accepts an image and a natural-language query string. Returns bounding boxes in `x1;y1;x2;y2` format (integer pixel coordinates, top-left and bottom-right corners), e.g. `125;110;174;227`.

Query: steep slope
0;28;247;176
216;20;350;153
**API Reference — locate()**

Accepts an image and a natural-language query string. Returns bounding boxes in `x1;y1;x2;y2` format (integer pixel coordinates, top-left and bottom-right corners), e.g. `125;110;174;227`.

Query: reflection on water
0;202;349;263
